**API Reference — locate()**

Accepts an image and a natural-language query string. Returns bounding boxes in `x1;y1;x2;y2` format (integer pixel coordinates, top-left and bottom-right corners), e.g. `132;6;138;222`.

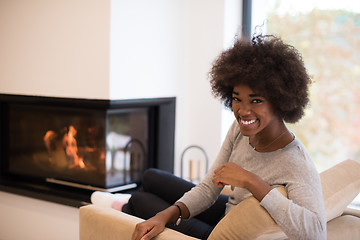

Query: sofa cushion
208;187;287;240
321;159;360;221
327;215;360;240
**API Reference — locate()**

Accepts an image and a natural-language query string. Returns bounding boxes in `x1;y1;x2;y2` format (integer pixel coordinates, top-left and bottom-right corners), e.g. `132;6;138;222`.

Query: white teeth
241;119;256;125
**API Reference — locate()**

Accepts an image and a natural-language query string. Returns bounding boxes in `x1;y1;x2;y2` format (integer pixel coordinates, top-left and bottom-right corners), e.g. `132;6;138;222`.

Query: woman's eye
232;97;240;102
252;99;263;103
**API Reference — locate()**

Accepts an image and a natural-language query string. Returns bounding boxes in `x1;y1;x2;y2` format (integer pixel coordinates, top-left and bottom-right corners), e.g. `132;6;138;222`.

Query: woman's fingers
212;162;244;188
212;169;225;187
132;218;166;240
140;225;164;240
132;224;146;240
132;222;153;240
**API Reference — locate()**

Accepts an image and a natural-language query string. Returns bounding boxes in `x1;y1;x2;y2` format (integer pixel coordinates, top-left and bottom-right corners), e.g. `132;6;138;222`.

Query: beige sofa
79;160;360;240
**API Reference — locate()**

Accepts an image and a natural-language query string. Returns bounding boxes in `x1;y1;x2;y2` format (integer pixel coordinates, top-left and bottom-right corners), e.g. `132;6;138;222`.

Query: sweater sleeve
260;183;326;240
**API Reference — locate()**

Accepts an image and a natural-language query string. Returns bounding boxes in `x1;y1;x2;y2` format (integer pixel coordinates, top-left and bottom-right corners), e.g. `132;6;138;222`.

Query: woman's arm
212;159;326;239
260;183;326;239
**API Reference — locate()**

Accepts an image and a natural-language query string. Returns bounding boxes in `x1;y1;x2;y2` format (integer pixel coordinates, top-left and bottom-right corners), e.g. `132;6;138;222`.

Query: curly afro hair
209;34;311;123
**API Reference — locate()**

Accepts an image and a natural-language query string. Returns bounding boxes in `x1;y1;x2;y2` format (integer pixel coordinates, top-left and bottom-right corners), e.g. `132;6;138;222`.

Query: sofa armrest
79;205;198;240
343;207;360;218
327;215;360;240
321;159;360;221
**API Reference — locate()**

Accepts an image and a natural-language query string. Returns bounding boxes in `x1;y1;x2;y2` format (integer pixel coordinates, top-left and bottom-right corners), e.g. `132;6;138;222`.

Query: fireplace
0;94;175;206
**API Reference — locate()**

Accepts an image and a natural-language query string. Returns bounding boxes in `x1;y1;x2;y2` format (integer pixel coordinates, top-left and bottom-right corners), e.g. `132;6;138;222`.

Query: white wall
0;0;235;239
0;0;111;99
109;0;179;100
109;0;225;176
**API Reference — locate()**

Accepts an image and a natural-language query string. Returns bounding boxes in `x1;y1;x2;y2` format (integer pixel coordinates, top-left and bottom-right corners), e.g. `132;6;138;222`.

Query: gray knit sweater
178;120;326;240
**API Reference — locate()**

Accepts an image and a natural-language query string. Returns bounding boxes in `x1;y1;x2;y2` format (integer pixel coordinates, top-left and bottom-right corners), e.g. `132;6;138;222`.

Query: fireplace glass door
7;103;148;189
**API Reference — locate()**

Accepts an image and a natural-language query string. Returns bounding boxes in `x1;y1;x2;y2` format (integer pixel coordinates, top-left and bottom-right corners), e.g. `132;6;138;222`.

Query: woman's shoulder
276;137;318;175
228;120;241;137
225;120;245;143
283;137;311;160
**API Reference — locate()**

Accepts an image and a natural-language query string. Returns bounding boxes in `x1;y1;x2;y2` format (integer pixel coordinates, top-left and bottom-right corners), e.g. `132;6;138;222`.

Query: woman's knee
141;168;174;190
127;191;169;219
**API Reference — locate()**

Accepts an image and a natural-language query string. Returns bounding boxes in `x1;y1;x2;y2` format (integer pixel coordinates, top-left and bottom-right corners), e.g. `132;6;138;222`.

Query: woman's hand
132;203;188;240
212;162;272;201
132;214;166;240
212;162;250;188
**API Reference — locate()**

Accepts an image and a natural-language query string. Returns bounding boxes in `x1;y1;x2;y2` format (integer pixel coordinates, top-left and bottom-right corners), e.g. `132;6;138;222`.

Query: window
236;0;360;172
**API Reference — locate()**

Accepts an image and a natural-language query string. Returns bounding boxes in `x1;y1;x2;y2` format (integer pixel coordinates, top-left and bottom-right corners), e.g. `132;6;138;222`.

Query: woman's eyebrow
249;93;263;97
232;91;239;95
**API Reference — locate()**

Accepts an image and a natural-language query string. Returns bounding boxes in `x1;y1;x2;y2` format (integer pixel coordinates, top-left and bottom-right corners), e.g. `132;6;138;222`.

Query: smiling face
232;84;281;138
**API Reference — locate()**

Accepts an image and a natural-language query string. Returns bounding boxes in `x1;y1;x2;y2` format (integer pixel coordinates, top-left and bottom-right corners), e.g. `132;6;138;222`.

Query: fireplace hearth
0;94;175;207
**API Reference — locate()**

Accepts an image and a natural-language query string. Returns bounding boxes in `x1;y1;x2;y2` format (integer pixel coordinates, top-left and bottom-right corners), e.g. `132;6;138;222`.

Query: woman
123;34;326;240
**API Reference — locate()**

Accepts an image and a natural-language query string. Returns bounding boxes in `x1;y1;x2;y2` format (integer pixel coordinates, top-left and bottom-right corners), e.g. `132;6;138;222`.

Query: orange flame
63;125;86;169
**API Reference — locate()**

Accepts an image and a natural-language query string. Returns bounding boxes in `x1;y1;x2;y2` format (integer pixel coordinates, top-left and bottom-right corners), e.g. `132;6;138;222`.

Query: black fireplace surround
0;94;175;207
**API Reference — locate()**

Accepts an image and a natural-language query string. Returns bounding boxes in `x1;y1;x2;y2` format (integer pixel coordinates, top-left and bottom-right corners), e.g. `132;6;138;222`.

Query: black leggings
122;168;228;240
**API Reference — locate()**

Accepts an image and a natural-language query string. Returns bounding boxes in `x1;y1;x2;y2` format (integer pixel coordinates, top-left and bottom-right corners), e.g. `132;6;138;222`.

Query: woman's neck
250;122;292;152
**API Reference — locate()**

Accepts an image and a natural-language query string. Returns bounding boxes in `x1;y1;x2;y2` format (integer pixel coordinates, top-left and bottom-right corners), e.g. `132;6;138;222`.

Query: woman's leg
141;168;195;203
122;168;193;217
195;194;228;226
123;191;214;240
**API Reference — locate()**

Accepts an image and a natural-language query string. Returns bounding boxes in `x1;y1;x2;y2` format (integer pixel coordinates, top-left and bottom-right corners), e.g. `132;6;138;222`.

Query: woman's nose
237;103;251;116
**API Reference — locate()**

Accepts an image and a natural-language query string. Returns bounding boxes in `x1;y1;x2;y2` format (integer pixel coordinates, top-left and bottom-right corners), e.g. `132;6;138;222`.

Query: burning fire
44;125;86;169
63;125;86;169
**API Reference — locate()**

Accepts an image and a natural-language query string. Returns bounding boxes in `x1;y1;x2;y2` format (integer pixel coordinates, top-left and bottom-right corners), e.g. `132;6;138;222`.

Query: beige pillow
208;187;287;240
320;159;360;221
